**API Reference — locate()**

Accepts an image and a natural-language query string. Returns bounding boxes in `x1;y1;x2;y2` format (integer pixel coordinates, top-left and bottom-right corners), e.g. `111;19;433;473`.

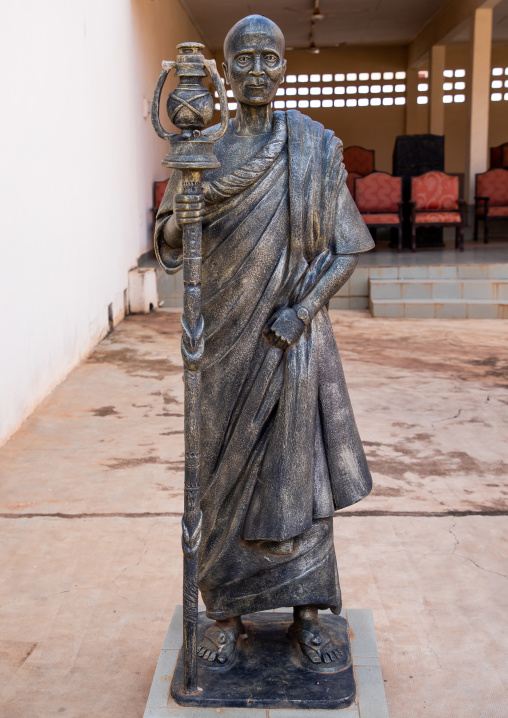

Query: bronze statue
153;13;374;707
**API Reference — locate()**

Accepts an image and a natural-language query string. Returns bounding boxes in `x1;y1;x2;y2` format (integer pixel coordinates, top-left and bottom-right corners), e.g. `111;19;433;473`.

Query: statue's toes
323;652;332;663
198;647;206;657
302;645;321;664
208;651;217;662
217;640;235;664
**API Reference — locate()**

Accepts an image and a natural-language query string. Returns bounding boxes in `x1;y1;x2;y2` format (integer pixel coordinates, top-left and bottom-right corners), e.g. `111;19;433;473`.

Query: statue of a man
155;14;374;668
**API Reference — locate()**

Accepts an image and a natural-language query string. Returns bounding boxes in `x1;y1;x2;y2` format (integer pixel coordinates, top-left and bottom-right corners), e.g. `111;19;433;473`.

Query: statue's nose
250;55;264;75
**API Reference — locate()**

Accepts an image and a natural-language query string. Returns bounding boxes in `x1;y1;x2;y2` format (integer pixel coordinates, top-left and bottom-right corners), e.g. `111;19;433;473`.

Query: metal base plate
170;612;356;710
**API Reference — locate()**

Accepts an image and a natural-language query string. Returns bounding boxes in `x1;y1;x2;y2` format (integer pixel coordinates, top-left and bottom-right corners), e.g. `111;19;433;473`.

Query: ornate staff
151;43;229;694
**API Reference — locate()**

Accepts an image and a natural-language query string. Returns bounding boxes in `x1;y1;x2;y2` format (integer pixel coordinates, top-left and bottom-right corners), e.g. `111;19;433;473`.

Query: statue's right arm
162;213;183;249
160;172;205;250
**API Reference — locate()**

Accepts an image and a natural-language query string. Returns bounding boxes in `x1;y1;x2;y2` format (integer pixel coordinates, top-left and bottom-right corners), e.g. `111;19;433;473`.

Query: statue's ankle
293;605;319;626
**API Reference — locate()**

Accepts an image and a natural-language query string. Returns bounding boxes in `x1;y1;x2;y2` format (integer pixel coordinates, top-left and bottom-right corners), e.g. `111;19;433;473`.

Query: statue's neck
232;103;273;136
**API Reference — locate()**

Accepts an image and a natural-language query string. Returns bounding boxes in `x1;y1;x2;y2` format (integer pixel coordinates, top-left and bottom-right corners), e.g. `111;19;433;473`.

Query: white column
405;68;419;135
429;45;446;136
465;7;493;204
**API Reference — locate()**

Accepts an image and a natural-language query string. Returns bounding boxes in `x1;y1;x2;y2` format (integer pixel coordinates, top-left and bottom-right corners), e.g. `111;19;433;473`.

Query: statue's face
223;28;286;106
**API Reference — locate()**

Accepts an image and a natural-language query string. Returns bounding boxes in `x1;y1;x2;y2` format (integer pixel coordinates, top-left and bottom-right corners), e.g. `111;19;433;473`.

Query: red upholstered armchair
355;172;403;250
409;171;465;252
489;142;508;169
474;168;508;243
152;178;170;226
343;146;375;176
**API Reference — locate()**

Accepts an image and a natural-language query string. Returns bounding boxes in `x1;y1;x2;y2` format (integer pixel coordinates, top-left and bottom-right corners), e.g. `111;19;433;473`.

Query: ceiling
179;0;508;52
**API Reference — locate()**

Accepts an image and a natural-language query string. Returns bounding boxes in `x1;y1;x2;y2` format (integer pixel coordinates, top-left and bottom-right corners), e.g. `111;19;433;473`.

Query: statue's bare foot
197;619;243;665
289;607;342;665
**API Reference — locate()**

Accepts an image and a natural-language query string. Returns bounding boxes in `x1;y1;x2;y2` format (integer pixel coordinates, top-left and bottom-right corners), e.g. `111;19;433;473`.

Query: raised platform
144;236;508;315
144;606;389;717
369;267;508;318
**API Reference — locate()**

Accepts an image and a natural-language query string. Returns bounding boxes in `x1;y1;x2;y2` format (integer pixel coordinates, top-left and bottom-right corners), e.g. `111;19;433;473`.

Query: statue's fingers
179;210;204;219
175;200;205;210
175;207;204;217
177;193;203;203
180;215;205;225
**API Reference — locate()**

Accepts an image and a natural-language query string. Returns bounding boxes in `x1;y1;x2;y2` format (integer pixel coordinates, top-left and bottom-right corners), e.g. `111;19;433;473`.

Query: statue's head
223;15;286;107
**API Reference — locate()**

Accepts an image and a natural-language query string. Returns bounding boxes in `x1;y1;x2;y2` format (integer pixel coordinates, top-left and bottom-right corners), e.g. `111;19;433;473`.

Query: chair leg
398;224;403;252
459;224;464;252
455;226;459;249
474;214;479;242
411;224;416;252
484;217;489;244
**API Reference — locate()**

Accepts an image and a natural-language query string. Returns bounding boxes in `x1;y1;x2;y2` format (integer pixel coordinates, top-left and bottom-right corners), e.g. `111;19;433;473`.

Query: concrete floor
1;309;507;717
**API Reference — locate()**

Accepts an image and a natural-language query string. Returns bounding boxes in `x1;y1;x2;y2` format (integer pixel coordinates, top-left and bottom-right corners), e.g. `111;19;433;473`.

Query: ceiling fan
285;0;364;53
284;0;368;23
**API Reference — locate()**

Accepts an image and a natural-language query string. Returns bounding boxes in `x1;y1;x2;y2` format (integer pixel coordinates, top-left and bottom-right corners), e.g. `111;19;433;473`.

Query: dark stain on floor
91;406;119;417
366;441;508;482
87;348;180;380
103;456;185;471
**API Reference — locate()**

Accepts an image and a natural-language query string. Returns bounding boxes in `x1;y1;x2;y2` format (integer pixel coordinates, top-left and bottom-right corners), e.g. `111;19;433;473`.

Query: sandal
288;623;343;665
197;623;240;665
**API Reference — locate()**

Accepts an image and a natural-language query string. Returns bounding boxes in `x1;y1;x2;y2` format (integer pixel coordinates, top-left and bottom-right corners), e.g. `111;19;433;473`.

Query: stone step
369;298;508;319
368;263;508;280
370;278;508;302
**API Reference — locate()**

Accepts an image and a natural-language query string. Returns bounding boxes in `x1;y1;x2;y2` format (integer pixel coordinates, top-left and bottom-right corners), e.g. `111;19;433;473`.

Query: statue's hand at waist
264;307;308;350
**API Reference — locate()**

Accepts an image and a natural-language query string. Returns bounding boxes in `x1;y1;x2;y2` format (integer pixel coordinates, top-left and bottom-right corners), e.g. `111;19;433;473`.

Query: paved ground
1;309;507;717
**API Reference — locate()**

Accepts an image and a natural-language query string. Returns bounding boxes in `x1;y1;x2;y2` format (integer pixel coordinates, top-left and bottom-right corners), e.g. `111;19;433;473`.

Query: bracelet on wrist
293;304;311;327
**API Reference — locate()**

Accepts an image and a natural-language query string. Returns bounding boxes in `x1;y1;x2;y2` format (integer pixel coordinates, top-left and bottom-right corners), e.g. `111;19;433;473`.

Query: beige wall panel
215;45;408;172
444;43;508;175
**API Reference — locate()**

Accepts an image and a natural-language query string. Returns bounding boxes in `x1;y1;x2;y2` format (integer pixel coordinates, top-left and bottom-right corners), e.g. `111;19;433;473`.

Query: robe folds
155;110;374;620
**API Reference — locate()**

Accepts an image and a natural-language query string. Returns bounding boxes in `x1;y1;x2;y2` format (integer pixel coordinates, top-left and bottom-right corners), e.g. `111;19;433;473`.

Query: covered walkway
1;309;507;717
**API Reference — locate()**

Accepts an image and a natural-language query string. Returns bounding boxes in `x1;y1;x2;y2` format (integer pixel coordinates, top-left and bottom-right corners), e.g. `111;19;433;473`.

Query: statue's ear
282;59;287;80
222;62;230;85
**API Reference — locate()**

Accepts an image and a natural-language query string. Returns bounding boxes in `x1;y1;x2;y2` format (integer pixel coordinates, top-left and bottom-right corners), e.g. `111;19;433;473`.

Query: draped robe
155;110;374;620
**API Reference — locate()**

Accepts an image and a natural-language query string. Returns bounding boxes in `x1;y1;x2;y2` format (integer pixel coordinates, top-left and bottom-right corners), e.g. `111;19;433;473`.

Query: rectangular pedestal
144;607;389;717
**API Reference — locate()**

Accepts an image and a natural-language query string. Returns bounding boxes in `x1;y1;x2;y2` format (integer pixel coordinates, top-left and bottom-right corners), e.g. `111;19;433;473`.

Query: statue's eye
264;53;278;65
236;55;251;66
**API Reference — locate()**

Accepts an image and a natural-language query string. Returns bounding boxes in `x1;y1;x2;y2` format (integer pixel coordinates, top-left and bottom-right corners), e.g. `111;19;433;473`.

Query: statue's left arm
265;254;357;349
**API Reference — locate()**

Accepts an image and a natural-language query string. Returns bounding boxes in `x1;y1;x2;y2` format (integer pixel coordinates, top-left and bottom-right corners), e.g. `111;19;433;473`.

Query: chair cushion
355;173;402;212
412;172;459;210
487;205;508;216
476;169;508;205
361;212;400;224
415;211;461;223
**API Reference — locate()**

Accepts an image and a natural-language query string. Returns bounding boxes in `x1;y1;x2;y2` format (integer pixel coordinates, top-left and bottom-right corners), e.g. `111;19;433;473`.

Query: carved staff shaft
151;42;229;696
180;170;204;695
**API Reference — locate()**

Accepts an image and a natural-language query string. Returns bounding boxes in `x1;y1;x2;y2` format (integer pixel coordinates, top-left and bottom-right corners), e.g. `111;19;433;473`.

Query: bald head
223;15;287;107
224;15;285;60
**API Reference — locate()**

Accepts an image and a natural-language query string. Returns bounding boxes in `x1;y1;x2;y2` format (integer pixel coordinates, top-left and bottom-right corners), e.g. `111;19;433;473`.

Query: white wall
0;0;207;445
